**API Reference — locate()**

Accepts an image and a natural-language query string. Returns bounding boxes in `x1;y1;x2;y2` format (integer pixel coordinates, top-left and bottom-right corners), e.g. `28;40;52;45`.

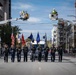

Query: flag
11;33;15;45
28;33;34;42
43;33;47;42
16;33;21;43
43;36;45;39
36;32;40;44
18;34;21;43
21;34;25;46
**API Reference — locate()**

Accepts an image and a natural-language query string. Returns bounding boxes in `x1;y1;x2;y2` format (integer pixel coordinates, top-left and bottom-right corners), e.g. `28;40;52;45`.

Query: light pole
49;9;58;20
0;11;29;25
0;37;1;56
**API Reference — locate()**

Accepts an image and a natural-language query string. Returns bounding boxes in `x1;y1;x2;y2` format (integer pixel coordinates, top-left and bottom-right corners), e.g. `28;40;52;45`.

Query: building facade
52;19;68;49
52;18;76;53
0;0;11;50
67;24;76;53
51;26;58;48
0;0;11;21
57;19;66;49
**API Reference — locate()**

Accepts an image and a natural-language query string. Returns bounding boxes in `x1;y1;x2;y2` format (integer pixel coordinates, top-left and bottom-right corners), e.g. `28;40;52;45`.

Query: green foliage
0;23;21;47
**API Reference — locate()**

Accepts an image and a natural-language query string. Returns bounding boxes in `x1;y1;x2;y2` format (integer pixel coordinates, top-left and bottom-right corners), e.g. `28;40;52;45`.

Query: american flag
16;33;21;43
11;33;15;45
21;34;25;46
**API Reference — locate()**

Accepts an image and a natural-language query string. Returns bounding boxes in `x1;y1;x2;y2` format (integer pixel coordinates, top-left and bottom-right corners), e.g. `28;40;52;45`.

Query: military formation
2;44;63;63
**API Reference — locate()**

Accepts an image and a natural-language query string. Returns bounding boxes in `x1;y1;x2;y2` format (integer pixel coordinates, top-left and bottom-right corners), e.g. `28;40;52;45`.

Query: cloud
20;30;51;33
27;17;41;23
12;2;34;10
12;17;42;24
20;30;52;40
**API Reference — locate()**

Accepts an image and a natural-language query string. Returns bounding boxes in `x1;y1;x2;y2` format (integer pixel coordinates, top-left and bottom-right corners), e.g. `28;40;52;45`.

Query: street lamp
49;9;58;20
0;10;29;25
20;11;29;21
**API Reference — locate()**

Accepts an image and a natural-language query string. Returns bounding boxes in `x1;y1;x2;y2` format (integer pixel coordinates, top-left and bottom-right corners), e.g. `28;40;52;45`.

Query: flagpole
12;27;13;33
11;26;14;46
11;26;16;48
45;33;47;47
36;32;40;45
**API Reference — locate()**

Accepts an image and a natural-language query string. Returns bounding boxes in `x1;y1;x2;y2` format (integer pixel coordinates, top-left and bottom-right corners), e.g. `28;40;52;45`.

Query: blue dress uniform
4;47;9;62
38;46;42;62
17;47;22;62
23;46;28;62
31;46;36;62
51;47;56;62
58;46;63;62
10;47;15;62
44;46;49;62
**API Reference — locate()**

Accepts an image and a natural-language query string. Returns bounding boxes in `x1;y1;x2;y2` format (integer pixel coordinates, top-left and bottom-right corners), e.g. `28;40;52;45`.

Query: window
74;32;76;35
54;31;56;33
53;38;56;41
74;26;76;30
54;35;56;37
0;2;3;6
0;2;3;11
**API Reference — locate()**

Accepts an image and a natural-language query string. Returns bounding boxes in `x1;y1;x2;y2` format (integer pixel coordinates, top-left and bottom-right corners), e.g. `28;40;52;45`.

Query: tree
0;24;11;47
0;24;21;47
12;26;21;35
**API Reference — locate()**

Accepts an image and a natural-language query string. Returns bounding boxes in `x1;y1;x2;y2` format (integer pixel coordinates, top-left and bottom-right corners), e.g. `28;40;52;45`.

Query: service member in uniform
31;45;36;62
44;46;49;62
3;44;9;62
51;45;56;62
38;45;42;62
16;46;22;62
57;46;63;62
10;45;15;62
23;45;28;62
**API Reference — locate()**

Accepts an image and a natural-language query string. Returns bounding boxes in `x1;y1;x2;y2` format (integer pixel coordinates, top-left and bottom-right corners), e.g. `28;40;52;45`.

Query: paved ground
0;55;76;75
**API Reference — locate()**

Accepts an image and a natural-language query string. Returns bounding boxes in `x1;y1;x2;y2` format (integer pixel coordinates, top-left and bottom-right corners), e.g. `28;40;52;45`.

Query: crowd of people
0;44;63;63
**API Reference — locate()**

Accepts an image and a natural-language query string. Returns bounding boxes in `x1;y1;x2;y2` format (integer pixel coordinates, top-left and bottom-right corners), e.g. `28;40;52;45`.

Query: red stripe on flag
21;34;26;46
11;33;15;45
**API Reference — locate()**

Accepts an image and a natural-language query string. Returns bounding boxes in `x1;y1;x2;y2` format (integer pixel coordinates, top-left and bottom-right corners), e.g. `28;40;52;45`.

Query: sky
11;0;75;40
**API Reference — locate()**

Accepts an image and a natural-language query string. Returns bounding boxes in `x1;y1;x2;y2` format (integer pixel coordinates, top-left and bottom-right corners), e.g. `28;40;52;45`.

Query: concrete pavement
63;55;76;64
0;57;76;75
0;54;76;63
0;55;76;75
